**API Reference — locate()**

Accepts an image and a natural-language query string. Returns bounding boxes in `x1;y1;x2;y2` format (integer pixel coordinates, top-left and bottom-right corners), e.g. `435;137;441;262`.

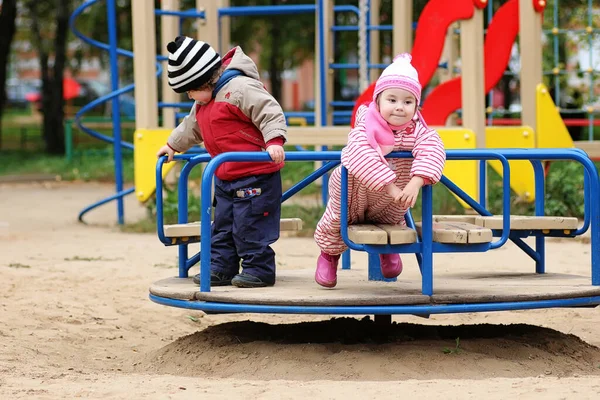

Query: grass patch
442;337;461;355
8;263;31;269
64;256;123;262
0;149;134;182
281;203;326;236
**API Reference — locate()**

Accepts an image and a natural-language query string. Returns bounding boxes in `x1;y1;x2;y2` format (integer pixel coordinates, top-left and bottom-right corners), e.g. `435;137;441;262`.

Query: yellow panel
287;117;307;127
436;128;478;208
536;83;574;148
134;129;176;203
485;126;536;202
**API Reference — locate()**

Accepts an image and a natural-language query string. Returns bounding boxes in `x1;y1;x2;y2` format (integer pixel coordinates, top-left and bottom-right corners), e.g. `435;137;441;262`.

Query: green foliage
0;149;134;182
442;337;461;355
544;162;586;217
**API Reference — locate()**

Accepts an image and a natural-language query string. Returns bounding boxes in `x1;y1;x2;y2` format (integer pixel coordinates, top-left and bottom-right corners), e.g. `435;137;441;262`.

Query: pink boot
315;251;340;288
380;253;403;279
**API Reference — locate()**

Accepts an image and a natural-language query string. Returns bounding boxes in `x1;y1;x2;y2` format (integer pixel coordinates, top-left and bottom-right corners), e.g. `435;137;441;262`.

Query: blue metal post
532;160;546;274
404;210;423;271
317;0;329;206
421;184;434;295
368;252;397;282
342;249;351;270
106;0;124;225
478;159;487;208
586;0;594;141
177;161;194;278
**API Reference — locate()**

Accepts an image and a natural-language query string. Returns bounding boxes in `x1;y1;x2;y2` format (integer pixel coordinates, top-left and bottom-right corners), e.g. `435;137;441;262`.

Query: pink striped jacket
341;104;446;190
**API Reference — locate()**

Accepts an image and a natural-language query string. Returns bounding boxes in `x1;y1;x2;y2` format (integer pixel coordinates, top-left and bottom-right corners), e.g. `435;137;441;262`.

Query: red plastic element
533;0;547;13
421;0;520;125
350;0;474;127
24;77;81;103
473;0;488;10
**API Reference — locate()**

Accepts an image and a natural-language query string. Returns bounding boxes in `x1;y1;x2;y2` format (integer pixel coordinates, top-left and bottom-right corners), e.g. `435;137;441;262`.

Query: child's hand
156;144;175;163
267;144;285;163
398;176;425;208
386;183;403;202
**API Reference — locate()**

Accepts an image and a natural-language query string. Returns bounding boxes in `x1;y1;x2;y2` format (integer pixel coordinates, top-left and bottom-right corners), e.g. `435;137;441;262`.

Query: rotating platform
149;267;600;314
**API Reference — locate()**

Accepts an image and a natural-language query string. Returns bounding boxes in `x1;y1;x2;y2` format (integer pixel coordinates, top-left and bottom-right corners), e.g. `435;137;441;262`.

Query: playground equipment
68;0;599;222
130;0;598;213
149;148;600;315
67;1;600;318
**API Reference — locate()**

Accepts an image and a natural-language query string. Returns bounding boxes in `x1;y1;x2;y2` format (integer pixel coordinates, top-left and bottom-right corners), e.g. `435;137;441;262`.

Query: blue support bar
420;184;434;295
404;210;423;272
531;160;546;274
342;249;351;270
106;0;124;225
150;294;600;315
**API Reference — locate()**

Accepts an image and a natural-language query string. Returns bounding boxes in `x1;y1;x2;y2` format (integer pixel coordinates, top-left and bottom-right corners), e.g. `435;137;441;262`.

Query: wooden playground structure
131;0;598;209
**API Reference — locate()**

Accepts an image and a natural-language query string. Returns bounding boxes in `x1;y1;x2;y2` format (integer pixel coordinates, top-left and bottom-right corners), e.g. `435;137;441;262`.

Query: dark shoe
192;271;234;286
231;272;273;288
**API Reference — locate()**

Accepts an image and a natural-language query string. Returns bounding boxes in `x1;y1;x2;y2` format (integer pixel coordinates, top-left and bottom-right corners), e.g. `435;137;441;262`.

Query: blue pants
210;171;281;284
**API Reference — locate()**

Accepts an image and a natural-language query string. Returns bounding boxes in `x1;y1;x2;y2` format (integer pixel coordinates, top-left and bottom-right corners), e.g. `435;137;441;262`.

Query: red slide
421;0;520;125
351;0;475;127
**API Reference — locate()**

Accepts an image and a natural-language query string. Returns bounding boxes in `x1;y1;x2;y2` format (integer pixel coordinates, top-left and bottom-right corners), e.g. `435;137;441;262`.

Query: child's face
187;86;213;105
378;88;417;126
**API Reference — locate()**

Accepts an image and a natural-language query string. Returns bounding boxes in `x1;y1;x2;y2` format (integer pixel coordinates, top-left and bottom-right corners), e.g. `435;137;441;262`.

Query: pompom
167;36;185;53
393;53;412;63
167;41;178;53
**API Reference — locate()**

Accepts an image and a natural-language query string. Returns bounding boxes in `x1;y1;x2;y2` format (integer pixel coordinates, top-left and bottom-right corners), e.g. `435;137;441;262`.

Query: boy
157;36;287;288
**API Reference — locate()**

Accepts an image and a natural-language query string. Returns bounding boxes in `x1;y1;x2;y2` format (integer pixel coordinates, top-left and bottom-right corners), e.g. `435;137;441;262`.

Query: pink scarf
364;101;428;164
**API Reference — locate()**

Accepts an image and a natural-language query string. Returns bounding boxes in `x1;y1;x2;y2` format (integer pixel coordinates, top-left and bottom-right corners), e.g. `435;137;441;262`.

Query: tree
0;0;18;146
25;0;72;155
227;0;315;102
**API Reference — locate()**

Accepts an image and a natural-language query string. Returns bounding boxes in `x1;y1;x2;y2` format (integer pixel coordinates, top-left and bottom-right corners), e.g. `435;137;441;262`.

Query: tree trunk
45;0;70;155
28;0;71;155
0;0;18;148
268;0;282;101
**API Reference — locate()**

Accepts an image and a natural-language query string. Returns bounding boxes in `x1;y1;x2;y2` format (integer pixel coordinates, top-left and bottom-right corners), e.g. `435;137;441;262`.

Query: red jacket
167;47;287;181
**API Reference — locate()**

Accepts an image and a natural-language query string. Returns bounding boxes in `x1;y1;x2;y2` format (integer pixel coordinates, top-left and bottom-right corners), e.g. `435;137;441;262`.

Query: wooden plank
574;141;600;160
347;224;388;245
280;218;303;231
476;215;579;231
433;215;479;225
416;222;492;244
286;126;349;146
447;221;493;243
164;218;303;238
375;224;417;244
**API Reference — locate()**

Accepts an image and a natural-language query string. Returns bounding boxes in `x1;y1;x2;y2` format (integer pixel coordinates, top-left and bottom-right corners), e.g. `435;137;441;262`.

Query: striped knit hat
166;36;221;93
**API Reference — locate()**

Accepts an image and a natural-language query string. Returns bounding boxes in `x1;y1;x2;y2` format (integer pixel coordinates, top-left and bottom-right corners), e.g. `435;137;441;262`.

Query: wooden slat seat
434;215;579;232
164;218;303;239
415;221;493;244
347;224;417;245
433;215;480;225
475;215;579;231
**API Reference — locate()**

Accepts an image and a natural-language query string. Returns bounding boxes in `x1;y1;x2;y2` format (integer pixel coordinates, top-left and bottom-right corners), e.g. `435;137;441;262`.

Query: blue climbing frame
152;148;600;314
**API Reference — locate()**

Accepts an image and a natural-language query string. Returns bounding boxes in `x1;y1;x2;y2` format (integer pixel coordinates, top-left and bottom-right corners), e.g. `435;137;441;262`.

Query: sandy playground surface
1;181;600;399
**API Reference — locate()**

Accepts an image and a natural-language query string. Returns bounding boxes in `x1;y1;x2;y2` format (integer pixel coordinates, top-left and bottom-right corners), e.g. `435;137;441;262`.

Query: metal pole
107;0;124;224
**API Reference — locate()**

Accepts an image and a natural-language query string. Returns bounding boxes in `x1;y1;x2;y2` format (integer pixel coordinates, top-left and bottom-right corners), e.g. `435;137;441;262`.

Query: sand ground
1;181;600;399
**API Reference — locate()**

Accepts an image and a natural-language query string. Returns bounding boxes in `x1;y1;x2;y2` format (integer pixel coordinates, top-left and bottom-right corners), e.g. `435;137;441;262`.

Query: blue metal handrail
183;148;599;294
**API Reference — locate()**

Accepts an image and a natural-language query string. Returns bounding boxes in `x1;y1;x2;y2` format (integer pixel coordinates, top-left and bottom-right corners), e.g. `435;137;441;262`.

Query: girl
314;53;446;288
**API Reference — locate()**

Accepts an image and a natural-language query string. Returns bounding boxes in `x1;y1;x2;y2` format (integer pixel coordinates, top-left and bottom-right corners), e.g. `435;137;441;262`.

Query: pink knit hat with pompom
373;53;422;105
364;53;427;164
